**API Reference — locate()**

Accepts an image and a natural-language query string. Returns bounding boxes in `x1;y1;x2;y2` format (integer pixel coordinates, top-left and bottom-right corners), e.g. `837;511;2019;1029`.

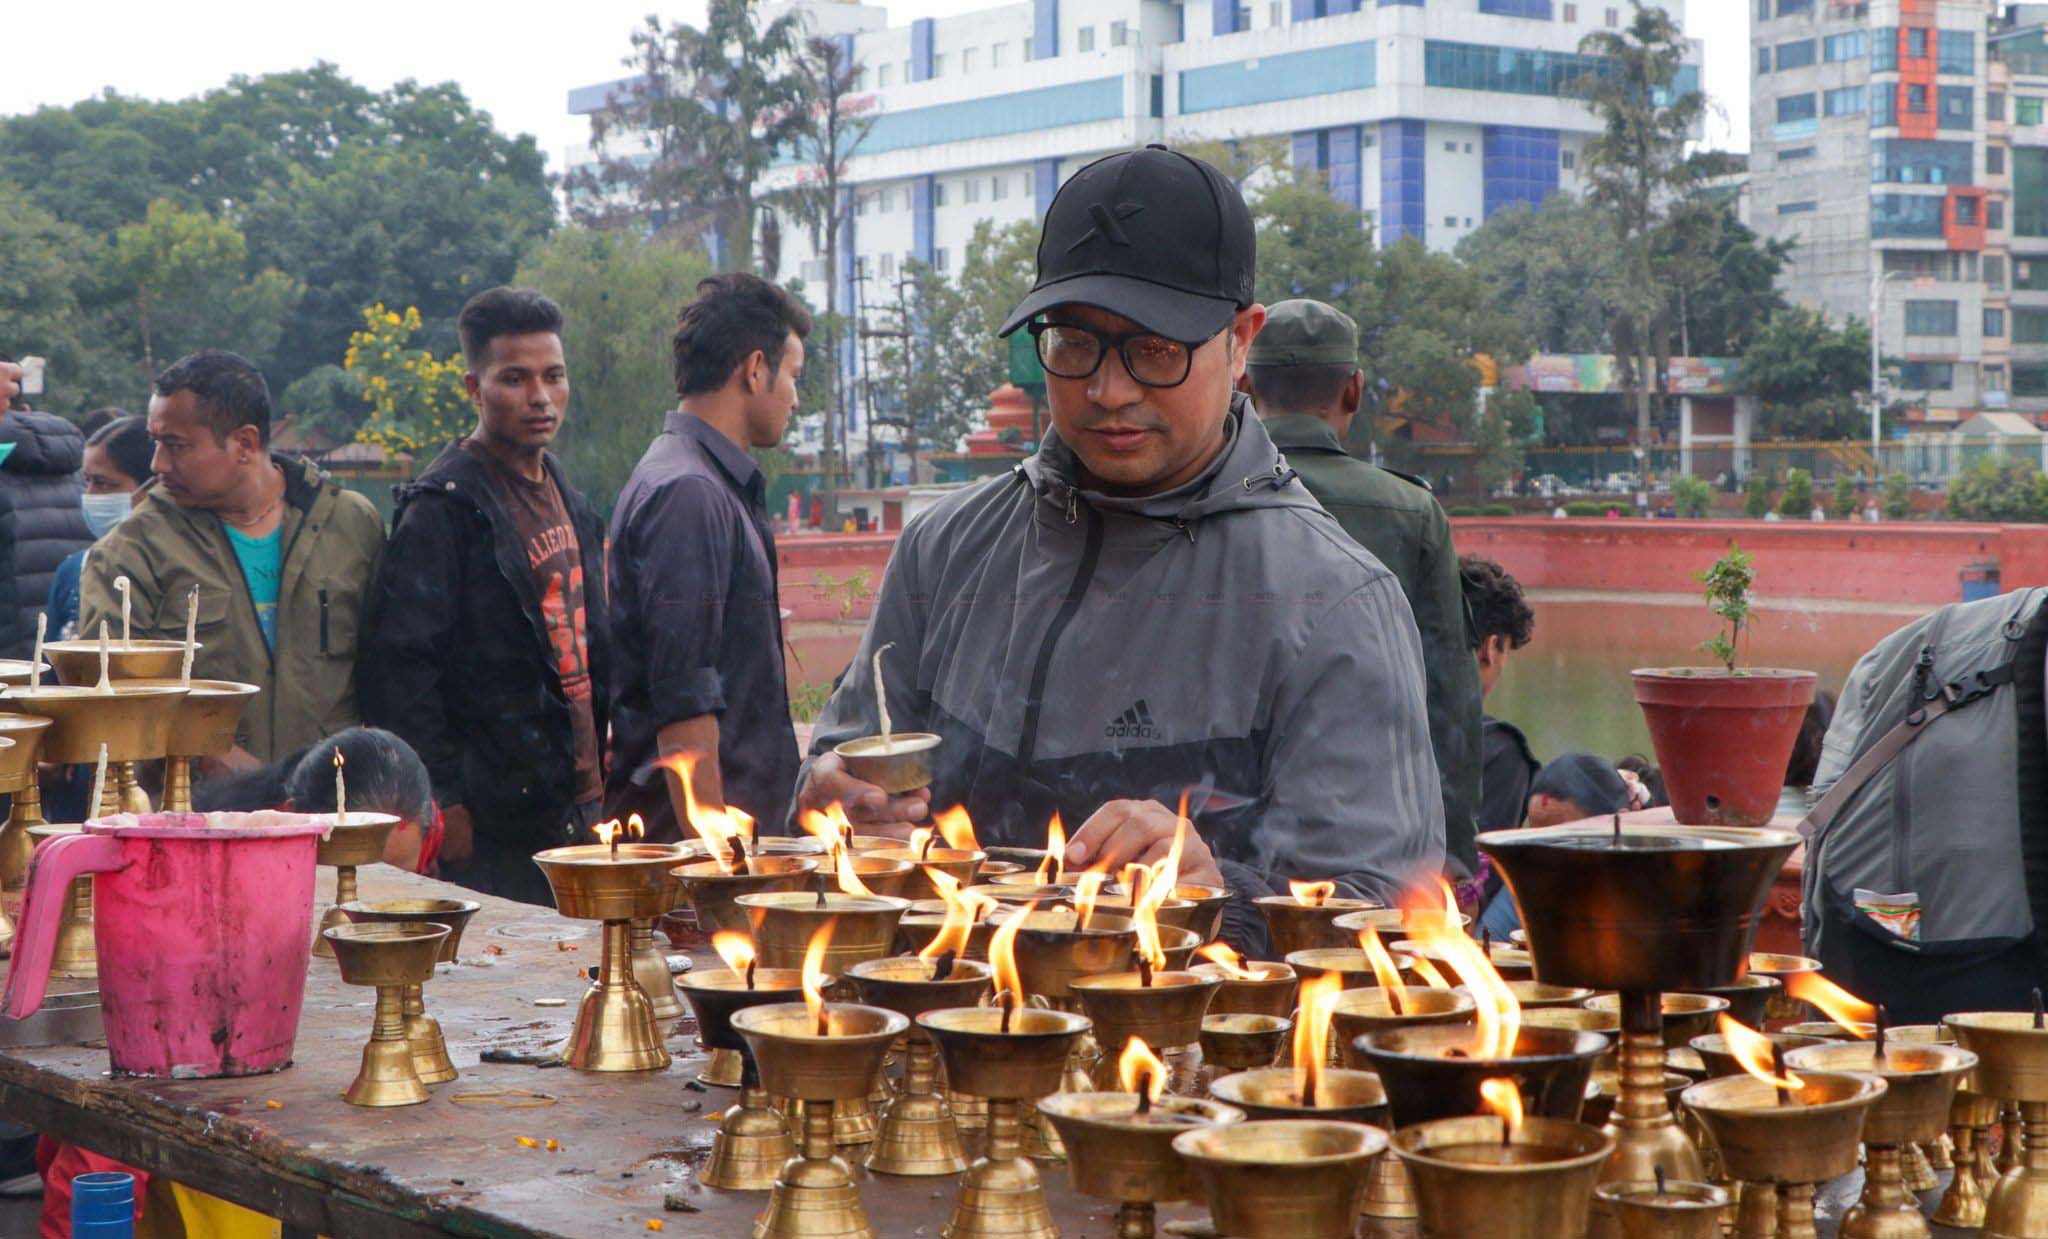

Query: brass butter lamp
338;897;479;1085
0;713;52;898
117;678;259;813
1682;1069;1887;1239
847;954;993;1176
310;813;401;959
1039;1071;1244;1239
1946;1010;2048;1239
674;961;807;1192
1395;1113;1619;1239
1173;1118;1387;1238
324;921;451;1107
673;855;818;1086
533;837;687;1071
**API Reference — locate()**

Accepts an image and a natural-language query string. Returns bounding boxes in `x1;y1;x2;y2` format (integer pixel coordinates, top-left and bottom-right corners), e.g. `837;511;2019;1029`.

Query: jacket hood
1018;391;1319;529
0;410;85;476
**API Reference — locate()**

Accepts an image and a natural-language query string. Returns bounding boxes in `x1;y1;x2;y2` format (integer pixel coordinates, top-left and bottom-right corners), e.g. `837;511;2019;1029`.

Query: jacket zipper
1013;490;1103;776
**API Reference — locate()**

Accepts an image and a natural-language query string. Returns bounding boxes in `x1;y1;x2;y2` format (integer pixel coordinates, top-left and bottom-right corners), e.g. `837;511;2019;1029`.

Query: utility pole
893;269;920;484
852;264;881;492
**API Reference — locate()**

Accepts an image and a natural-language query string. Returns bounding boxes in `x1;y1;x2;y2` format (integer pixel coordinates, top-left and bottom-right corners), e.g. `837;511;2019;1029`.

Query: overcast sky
0;1;1749;178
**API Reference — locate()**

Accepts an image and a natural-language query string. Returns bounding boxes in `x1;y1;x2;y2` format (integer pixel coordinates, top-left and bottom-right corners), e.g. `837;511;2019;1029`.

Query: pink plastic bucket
4;812;329;1077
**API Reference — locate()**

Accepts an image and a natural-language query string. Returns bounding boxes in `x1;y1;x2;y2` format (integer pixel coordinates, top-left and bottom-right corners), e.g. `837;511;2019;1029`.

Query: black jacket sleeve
0;489;18;658
356;492;471;807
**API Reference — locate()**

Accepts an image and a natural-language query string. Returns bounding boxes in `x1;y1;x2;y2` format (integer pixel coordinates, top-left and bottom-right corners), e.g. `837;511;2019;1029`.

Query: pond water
786;590;1932;774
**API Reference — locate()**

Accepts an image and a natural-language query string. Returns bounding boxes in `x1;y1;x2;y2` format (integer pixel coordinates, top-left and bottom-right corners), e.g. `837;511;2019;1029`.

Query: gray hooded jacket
802;396;1445;954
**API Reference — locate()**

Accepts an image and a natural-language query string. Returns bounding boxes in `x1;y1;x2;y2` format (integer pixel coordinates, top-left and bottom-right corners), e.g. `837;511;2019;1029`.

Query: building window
1873;28;1896;71
1906;27;1929;60
1780;146;1816;162
2019;149;2048;234
991;174;1007;201
1268;2;1281;26
1988;255;2008;289
1990;90;2005;122
1939;86;1973;129
1824;86;1866;116
1987;365;2007;393
902;59;912;82
1444;215;1458;228
1957;196;1979;226
1757;0;1770;17
1991;147;2007;175
1904;300;1959;336
1871;193;1946;237
1898;361;1955;391
1906;84;1928;113
1778;200;1818;214
964;177;981;203
1873;86;1896;127
934;181;948;206
1986;308;2006;338
879;251;894;279
992;43;1007;68
1778;0;1814;12
2016;310;2048;345
1758;46;1773;74
1561;149;1576;169
1424;40;1683;99
933;52;949;76
878;63;894;88
962;47;978;73
1023;37;1033;59
1605;7;1618;26
1990;200;2006;229
2015;366;2048;397
1563;2;1577;17
1776;40;1816;70
1111;20;1129;46
1824;30;1868;62
855;194;870;217
1777;94;1818;124
935;247;950;272
1938;29;1974;74
1078;26;1094;52
1871;138;1973;185
1236;4;1251;30
2022;97;2046;126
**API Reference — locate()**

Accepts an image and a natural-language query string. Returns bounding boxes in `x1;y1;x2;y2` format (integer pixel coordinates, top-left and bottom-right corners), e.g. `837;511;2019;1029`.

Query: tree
1737;307;1878;439
1174;137;1291;192
109;199;300;381
573;2;808;269
1673;474;1713;518
0;183;125;414
868;260;997;474
1743;471;1772;518
514;228;714;510
344;305;468;455
1777;468;1815;518
1883;471;1913;520
1573;1;1705;462
1831;472;1858;519
956;220;1039;393
1458;195;1623;354
1655;192;1789;357
1474;389;1536;493
1948;455;2048;523
775;34;875;488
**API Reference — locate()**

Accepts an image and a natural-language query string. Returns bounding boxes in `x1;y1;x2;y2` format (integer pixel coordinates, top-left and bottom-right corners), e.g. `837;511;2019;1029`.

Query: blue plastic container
70;1170;136;1237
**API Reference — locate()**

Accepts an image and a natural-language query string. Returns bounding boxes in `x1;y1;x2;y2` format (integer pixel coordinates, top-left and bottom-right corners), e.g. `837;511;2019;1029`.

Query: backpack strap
1802;660;2016;841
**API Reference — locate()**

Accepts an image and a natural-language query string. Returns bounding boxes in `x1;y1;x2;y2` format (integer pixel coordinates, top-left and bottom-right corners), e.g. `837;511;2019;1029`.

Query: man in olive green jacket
1243;300;1483;872
81;350;384;766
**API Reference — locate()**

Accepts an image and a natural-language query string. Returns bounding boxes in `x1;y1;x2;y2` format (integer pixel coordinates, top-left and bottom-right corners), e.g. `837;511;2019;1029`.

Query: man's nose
1087;343;1145;409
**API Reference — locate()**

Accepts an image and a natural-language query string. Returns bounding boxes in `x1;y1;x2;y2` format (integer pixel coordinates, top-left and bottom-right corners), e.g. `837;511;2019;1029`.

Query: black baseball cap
997;144;1256;344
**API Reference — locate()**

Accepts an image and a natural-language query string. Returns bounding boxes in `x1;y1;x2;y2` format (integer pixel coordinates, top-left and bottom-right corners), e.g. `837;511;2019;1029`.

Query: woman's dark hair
87;415;154;487
78;407;129;437
1615;754;1667;810
457;286;565;367
1459;554;1535;652
672;273;814;397
191;727;432;825
1785;689;1838;791
1530;753;1632;817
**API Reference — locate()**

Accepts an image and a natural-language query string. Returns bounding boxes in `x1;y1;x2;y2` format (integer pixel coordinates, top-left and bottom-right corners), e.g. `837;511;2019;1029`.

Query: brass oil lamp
1038;1036;1244;1239
1937;1068;2004;1228
672;854;818;1085
1326;984;1478;1223
1173;1118;1387;1238
1946;1010;2048;1239
337;897;478;1085
1479;820;1798;1239
732;995;908;1239
1747;952;1823;1023
833;732;940;794
117;678;259;813
995;901;1138;1151
1584;992;1733;1048
1198;1013;1292;1089
1190;946;1296;1018
673;934;805;1192
309;812;401;959
6;679;188;817
532;823;686;1071
0;713;53;900
1682;1063;1887;1239
1395;1102;1619;1239
1070;968;1221;1091
1254;879;1379;957
1786;1032;1977;1239
1685;1025;1833;1236
43;634;202;812
1593;1175;1731;1239
323;922;451;1107
846;952;992;1176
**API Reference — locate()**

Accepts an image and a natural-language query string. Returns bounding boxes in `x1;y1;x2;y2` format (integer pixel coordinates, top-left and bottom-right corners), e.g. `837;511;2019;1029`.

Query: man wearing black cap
1242;299;1482;875
794;146;1443;954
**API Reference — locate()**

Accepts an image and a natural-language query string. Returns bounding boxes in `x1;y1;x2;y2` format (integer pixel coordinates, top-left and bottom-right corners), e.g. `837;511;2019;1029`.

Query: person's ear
1228;305;1266;381
1341;369;1364;416
463;370;483;408
745;349;769;395
233;424;264;463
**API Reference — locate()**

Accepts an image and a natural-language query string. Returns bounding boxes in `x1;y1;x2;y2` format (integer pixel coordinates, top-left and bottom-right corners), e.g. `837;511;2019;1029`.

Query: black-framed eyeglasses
1026;321;1215;389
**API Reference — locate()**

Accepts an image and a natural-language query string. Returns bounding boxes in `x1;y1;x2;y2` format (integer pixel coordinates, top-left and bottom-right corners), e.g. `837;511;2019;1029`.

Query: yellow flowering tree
344;304;468;453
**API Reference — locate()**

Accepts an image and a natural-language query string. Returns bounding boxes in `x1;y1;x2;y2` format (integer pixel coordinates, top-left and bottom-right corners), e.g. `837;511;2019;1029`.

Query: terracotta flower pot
1631;668;1817;826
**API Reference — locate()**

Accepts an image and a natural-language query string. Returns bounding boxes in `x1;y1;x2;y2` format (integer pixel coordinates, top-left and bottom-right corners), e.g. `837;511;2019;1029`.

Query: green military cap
1247;298;1359;367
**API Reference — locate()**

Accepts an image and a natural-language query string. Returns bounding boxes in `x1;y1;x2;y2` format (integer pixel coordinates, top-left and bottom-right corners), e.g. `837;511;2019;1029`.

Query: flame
909;826;934;856
1123;863;1170;972
1402;879;1518;1058
625;814;645;842
834;845;877;898
671;754;750;870
1358;927;1409;1014
1293;969;1344;1101
593;818;622;847
1118;1035;1168;1103
1784;972;1876;1038
1290;879;1336;907
1478;1078;1524;1138
988;900;1036;1006
1407;953;1452;990
1719;1015;1803;1091
711;931;757;975
799;802;855;853
934;805;979;851
1037;814;1067;882
1196;941;1259;981
801;921;834;1033
1154;809;1188;894
1072;870;1108;931
918;868;994;962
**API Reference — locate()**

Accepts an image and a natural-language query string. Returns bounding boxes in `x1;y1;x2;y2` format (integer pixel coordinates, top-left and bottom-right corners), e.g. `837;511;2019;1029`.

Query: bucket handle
3;832;127;1020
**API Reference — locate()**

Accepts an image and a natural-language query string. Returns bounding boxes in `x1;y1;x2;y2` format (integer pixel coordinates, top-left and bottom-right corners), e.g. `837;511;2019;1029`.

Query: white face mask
81;492;130;539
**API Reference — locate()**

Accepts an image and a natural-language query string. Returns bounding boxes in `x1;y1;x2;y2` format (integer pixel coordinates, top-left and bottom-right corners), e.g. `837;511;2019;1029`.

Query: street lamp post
1869;267;1906;480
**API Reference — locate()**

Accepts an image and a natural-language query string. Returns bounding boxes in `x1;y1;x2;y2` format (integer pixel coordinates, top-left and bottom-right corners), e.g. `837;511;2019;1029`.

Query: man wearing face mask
0;353;94;660
794;146;1442;955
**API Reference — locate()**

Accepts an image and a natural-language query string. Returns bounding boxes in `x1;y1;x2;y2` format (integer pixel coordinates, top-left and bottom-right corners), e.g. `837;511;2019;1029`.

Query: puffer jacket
0;410;92;659
801;395;1445;955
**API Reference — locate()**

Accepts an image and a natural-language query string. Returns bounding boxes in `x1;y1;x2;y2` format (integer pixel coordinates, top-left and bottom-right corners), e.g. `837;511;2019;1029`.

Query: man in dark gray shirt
605;274;811;840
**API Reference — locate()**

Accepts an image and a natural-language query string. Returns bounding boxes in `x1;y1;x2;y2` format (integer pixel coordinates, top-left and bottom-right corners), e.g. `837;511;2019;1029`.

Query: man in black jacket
358;289;610;904
0;353;93;659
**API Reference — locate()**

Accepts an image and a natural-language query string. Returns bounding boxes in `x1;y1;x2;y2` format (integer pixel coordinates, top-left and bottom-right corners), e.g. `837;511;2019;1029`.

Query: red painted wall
779;534;898;622
1451;518;2048;605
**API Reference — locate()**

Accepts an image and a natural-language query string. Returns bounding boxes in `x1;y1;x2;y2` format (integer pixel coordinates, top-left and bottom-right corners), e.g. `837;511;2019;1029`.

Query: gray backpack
1800;586;2048;1023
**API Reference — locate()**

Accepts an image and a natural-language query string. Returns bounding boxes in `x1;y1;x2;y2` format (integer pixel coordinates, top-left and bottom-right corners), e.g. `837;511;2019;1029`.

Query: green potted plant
1630;544;1817;825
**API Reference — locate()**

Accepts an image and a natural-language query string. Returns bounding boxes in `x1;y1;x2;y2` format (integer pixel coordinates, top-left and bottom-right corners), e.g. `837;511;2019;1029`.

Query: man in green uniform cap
1242;298;1483;874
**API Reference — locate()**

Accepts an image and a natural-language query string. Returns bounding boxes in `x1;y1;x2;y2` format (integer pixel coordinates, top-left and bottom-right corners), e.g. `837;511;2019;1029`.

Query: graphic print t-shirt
463;441;600;804
225;523;282;651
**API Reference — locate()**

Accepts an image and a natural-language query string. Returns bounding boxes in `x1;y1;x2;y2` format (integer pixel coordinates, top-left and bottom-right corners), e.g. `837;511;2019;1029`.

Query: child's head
1526;753;1633;828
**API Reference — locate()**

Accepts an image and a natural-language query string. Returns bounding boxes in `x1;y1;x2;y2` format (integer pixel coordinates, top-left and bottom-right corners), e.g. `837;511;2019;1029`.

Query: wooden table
0;866;1201;1238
